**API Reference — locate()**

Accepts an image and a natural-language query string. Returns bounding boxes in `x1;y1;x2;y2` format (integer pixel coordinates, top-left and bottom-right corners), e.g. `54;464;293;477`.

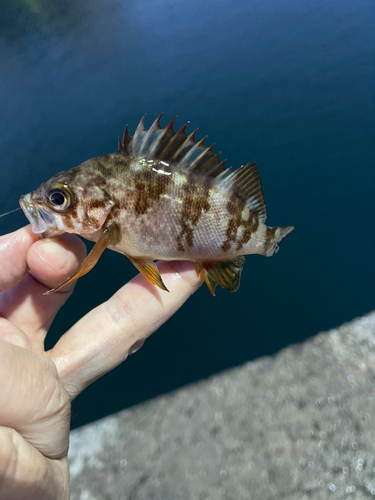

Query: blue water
0;0;374;429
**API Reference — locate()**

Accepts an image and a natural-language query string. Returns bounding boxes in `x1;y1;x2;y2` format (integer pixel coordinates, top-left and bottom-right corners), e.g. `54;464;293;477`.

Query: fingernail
129;339;145;355
34;241;71;270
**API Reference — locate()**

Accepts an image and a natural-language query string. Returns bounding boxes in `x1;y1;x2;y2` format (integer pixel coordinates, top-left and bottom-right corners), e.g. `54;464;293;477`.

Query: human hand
0;226;202;500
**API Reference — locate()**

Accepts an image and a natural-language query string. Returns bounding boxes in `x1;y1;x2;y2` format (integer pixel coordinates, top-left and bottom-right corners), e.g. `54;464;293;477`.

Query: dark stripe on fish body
221;192;245;253
236;211;259;251
132;168;171;217
266;226;277;241
265;226;277;254
176;173;212;252
89;215;100;226
88;199;108;209
97;156;117;176
91;175;107;186
64;212;75;229
111;155;128;170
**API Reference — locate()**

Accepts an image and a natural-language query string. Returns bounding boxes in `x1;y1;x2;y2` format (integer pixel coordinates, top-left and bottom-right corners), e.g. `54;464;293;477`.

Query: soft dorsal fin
218;162;267;222
119;114;229;179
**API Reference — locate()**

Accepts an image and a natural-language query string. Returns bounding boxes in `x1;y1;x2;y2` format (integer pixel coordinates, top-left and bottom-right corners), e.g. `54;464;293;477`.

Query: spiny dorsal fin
124;114;229;179
118;124;132;153
197;257;246;296
219;162;267;223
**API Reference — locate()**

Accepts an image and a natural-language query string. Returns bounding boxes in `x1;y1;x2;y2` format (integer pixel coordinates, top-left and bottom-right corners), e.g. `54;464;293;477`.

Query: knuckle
0;427;21;484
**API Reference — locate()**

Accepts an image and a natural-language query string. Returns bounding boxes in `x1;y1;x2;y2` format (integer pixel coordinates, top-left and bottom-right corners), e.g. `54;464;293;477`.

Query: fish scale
19;114;294;296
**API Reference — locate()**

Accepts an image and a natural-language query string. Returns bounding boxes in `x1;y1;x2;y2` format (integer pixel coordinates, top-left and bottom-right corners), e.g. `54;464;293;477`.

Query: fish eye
46;186;74;212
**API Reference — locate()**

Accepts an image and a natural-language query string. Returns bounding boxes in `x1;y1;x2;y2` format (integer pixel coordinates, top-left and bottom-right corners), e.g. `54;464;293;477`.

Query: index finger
49;261;203;398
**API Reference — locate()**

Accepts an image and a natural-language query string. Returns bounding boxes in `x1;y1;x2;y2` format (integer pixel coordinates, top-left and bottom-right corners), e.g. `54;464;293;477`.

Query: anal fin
195;263;218;296
196;256;245;296
127;257;169;292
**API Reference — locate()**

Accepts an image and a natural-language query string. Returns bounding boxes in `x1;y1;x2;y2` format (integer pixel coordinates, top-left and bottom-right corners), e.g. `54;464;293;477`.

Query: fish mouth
19;194;56;235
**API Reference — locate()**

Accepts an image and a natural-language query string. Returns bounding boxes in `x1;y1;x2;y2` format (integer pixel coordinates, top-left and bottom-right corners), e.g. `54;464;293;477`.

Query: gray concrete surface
69;312;375;500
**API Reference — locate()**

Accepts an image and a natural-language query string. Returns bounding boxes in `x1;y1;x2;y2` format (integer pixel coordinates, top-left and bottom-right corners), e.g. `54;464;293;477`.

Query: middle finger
50;260;202;398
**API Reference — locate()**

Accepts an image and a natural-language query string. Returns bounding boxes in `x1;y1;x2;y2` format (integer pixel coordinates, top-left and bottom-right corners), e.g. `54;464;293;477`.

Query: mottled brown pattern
96;157;116;177
88;215;100;226
63;213;75;229
265;227;277;254
90;174;106;186
111;155;129;170
132;169;171;217
88;199;107;209
61;203;78;229
222;193;261;253
226;200;237;215
222;218;240;252
236;211;259;251
222;193;244;252
19;116;294;296
177;174;212;251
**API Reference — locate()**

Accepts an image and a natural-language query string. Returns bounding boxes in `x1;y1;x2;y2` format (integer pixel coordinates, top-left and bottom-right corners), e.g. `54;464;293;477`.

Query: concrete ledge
69;312;375;499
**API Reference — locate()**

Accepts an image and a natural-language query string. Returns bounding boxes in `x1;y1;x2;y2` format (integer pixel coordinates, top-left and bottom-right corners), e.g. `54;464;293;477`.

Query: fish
19;114;294;296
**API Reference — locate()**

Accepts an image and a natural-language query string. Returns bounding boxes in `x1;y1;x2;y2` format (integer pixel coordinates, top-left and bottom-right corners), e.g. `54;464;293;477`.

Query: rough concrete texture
69;312;375;500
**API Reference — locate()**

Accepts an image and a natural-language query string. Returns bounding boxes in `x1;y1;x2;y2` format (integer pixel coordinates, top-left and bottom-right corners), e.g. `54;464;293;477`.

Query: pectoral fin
127;257;169;292
196;256;245;296
44;224;119;295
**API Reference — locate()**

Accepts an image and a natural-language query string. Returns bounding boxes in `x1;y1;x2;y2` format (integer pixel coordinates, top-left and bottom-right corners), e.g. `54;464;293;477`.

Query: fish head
19;161;115;238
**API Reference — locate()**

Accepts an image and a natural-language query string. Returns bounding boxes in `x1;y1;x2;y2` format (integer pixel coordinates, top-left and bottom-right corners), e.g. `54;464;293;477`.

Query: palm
0;227;201;499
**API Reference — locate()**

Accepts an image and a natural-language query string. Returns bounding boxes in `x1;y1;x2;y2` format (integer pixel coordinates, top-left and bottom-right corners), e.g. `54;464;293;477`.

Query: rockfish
20;115;293;295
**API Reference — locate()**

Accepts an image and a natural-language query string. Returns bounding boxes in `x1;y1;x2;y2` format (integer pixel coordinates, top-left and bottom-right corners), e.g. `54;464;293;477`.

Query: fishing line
0;207;21;218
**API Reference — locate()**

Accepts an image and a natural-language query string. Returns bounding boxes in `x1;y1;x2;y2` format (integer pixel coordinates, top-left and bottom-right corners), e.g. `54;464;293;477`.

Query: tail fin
265;225;294;257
